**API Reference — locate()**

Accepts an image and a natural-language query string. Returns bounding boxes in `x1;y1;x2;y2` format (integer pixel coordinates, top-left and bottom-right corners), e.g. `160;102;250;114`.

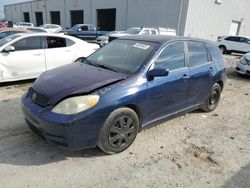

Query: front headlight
52;95;99;115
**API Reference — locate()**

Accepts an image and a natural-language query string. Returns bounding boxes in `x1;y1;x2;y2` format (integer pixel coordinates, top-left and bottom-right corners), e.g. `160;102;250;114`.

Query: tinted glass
151;30;157;35
155;42;185;70
86;40;158;74
207;45;223;61
81;26;88;31
239;37;249;43
187;42;208;66
225;37;241;42
47;37;66;48
13;37;42;51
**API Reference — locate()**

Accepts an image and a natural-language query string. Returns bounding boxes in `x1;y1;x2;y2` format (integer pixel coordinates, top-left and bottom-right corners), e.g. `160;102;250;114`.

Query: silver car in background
236;53;250;76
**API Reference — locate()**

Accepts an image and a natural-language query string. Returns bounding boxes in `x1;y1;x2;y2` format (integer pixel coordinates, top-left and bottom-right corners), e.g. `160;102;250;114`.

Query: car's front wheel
97;108;139;154
201;83;221;112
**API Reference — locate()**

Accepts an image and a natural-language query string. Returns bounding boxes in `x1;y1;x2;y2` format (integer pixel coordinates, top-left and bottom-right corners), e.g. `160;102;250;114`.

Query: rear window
207;45;223;61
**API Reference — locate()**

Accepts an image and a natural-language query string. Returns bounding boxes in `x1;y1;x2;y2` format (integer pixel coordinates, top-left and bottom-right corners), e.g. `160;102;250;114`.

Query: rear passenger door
187;42;215;106
44;36;77;70
146;42;189;121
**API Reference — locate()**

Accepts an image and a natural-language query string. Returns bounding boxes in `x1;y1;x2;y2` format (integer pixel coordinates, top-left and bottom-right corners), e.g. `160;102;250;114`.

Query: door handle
182;74;190;79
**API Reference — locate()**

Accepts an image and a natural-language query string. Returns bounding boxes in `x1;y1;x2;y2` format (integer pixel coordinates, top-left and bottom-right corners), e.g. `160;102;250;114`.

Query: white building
4;0;250;40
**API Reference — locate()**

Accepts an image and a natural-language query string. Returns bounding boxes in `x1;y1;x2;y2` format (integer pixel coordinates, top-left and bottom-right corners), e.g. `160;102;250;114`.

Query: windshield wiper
85;60;119;73
96;64;119;73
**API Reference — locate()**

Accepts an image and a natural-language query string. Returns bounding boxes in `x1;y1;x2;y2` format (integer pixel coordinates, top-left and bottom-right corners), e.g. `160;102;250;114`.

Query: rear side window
47;37;66;48
66;39;75;47
207;45;223;61
187;42;208;67
13;37;43;51
151;30;157;35
155;42;185;71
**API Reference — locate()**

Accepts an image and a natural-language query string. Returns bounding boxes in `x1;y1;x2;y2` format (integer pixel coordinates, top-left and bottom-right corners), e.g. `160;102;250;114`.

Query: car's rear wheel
219;46;227;54
97;108;139;154
201;83;221;112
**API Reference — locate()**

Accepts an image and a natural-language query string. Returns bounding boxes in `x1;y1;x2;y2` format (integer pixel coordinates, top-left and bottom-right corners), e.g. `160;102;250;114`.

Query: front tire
201;83;221;112
97;108;139;154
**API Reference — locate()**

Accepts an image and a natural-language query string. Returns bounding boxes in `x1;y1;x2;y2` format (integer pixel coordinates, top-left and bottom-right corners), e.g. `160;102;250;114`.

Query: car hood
32;63;128;104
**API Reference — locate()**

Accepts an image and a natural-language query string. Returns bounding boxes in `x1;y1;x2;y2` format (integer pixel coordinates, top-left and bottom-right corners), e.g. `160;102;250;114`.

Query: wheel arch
125;104;143;131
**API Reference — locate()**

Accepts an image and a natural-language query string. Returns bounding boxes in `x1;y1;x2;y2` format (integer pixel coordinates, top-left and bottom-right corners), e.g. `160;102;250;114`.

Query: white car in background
39;24;63;33
14;22;35;28
0;33;99;83
236;53;250;76
217;36;250;54
98;27;176;46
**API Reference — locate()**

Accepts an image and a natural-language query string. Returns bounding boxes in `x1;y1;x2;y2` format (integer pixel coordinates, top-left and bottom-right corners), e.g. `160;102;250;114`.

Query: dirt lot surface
0;55;249;188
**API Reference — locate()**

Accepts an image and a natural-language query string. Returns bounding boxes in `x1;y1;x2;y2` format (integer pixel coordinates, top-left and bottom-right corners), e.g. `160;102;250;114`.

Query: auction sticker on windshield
133;43;150;50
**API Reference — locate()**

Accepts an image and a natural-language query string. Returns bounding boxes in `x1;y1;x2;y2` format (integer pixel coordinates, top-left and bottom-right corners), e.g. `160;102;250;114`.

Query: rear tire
201;83;221;112
97;108;139;154
219;46;227;54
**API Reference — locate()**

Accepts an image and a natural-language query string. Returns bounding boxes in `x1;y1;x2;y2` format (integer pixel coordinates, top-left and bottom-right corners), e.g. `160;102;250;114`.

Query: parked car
236;53;250;76
21;35;226;154
14;22;35;28
0;28;33;40
23;27;47;33
39;24;63;33
108;27;176;43
0;33;99;83
63;24;109;42
95;31;122;47
217;35;250;54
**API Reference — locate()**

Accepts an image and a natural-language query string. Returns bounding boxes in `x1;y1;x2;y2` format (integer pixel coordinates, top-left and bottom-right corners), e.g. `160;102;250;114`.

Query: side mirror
77;28;82;32
147;68;169;81
3;46;15;53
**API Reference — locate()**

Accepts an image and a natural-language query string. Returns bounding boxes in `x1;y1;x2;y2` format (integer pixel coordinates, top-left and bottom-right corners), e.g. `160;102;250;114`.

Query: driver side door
145;42;189;122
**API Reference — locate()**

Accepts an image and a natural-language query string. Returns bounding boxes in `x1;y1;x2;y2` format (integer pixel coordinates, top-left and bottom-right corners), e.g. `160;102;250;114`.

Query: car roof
119;35;217;46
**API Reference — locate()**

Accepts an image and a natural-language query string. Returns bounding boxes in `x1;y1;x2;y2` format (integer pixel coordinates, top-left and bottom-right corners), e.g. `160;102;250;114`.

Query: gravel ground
0;55;249;188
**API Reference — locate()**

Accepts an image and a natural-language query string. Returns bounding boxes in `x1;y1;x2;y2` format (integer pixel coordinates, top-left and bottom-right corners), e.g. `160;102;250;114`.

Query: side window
225;37;237;42
141;30;150;35
151;30;157;35
155;42;185;71
239;37;248;43
13;37;42;51
66;39;75;47
207;45;223;61
47;37;66;48
80;26;88;31
187;42;208;67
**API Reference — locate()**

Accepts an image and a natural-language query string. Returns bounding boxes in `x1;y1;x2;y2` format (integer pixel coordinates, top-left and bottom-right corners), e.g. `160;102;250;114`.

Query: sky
0;0;32;19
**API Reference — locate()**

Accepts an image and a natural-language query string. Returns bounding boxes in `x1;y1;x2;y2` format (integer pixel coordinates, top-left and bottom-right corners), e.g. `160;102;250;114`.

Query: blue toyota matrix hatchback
22;35;227;154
